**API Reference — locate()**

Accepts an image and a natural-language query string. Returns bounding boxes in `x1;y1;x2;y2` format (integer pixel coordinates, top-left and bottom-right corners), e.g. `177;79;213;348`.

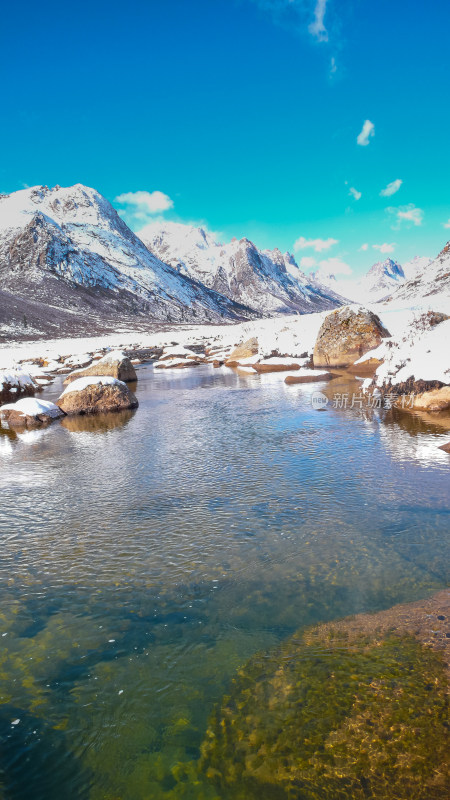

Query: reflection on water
0;364;449;799
61;409;135;434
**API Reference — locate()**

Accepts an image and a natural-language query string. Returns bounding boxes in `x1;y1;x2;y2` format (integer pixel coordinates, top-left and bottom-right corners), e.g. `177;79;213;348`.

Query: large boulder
57;376;138;416
226;337;259;366
63;351;137;385
313;307;390;368
0;398;64;428
0;369;36;404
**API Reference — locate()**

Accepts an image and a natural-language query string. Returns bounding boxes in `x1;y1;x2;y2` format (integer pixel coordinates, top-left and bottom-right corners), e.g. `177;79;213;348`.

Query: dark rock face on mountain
0;184;256;341
139;221;344;315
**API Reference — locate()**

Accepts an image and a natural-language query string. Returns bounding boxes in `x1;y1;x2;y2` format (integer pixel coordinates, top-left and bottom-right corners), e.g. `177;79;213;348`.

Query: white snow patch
60;376;125;396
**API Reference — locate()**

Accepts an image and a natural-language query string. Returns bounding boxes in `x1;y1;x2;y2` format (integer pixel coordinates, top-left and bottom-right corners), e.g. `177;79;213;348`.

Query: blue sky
1;0;449;275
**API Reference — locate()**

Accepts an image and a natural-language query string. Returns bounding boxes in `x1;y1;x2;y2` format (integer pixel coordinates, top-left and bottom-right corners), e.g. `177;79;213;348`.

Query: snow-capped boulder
0;398;64;428
0;369;36;404
57;376;138;416
63;351;137;385
313;307;390;368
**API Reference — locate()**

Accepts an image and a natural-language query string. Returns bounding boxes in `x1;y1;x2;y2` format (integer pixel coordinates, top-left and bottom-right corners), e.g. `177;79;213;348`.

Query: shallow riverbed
0;364;449;799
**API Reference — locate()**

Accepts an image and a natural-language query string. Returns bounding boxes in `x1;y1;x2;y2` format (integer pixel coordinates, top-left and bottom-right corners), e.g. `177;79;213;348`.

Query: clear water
0;364;449;799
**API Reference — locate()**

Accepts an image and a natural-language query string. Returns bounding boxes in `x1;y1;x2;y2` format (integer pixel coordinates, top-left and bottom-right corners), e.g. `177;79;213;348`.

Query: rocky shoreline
1;304;449;448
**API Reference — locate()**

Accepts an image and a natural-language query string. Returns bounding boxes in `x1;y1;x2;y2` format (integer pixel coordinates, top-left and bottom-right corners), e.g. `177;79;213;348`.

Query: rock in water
313;306;390;368
0;369;36;404
63;351;137;385
285;370;333;384
200;590;449;800
0;398;64;428
57;376;138;416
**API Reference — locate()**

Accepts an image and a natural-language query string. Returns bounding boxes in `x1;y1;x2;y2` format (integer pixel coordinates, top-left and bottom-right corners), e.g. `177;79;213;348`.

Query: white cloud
359;243;369;251
308;0;328;41
357;119;375;146
388;204;424;228
380;179;402;197
318;257;352;276
329;56;337;75
443;219;450;229
294;236;339;252
299;256;317;269
373;243;395;254
115;190;173;221
349;186;362;201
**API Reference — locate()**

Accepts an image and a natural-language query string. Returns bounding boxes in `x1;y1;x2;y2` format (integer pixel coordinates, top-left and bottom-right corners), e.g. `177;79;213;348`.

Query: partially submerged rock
0;369;36;404
313;306;390;368
413;386;450;411
253;358;303;373
439;442;450;453
0;398;64;428
201;590;449;800
63;351;137;385
285;369;334;384
226;337;259;366
57;376;138;416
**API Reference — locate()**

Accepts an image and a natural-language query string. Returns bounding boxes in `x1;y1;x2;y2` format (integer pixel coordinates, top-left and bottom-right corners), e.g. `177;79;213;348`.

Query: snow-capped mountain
139;221;343;315
401;256;433;281
0;184;256;338
386;242;450;305
312;258;406;304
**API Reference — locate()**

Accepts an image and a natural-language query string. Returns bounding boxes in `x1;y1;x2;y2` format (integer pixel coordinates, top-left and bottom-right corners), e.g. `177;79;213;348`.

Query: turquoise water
0;364;449;799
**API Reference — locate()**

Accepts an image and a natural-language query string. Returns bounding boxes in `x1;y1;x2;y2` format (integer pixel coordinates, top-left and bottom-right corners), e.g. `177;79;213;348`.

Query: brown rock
347;357;383;376
0;398;64;428
413;386;450;412
225;337;258;366
63;352;137;385
285;371;334;385
253;361;301;374
439;442;450;453
57;379;138;416
313;306;390;368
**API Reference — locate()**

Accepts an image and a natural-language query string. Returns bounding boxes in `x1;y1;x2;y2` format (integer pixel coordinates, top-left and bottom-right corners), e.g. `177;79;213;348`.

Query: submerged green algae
200;604;449;800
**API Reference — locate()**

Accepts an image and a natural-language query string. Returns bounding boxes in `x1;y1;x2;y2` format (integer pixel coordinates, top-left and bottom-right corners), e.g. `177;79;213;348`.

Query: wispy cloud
317;257;352;275
359;243;369;251
388;203;424;228
443;219;450;229
348;186;361;201
299;256;317;268
357;119;375;146
249;0;331;43
380;179;402;197
329;56;337;76
373;243;395;254
294;235;339;252
115;190;173;227
308;0;328;41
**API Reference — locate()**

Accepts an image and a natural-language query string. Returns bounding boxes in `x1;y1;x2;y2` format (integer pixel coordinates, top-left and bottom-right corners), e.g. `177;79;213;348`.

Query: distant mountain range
0;184;341;340
140;221;343;315
312;256;437;304
0;183;448;341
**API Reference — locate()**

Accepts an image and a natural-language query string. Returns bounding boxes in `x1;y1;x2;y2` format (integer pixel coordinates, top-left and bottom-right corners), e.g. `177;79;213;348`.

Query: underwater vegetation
200;591;450;800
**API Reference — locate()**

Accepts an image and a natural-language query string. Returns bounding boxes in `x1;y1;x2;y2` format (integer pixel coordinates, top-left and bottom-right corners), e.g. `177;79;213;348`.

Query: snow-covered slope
0;184;256;339
312;258;406;304
386;243;450;305
139;221;343;315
